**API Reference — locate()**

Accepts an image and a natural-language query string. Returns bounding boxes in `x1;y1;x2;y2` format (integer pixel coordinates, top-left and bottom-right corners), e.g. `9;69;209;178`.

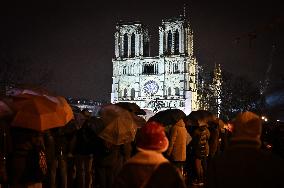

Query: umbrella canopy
140;109;155;121
187;110;214;126
7;86;53;97
132;114;146;128
56;96;74;125
98;104;137;145
115;102;146;115
149;109;186;126
0;100;13;118
7;86;60;104
7;86;74;126
9;94;67;132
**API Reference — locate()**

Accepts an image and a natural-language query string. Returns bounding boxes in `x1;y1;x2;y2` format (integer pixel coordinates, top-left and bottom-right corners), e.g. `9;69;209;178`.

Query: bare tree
198;66;220;116
198;66;261;121
220;71;261;121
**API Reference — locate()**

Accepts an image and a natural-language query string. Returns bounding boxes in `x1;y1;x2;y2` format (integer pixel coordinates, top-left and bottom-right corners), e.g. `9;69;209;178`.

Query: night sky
1;0;283;102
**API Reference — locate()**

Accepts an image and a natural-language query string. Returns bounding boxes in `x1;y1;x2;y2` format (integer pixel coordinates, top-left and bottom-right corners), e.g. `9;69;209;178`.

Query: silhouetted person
191;119;210;186
207;111;284;188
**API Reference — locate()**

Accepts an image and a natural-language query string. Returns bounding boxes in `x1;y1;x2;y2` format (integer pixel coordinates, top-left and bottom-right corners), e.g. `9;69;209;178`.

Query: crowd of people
1;101;284;188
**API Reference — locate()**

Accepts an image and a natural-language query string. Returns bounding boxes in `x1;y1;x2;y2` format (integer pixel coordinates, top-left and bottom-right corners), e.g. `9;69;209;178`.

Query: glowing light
264;118;268;122
277;120;280;122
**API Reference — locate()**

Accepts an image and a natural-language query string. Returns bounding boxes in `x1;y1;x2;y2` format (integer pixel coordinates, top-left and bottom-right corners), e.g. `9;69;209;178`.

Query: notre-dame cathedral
111;14;210;115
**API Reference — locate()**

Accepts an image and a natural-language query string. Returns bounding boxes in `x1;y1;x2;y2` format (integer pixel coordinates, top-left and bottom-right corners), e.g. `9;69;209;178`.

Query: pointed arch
124;88;128;97
174;29;179;54
123;66;127;74
131;33;135;57
167;30;172;54
168;87;171;96
123;33;128;57
175;87;180;96
131;88;135;99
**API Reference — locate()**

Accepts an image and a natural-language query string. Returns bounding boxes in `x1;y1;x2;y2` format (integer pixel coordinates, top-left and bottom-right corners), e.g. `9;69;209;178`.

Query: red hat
136;121;169;152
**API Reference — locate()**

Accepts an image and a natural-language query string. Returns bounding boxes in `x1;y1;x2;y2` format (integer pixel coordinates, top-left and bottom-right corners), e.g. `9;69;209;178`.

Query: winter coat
7;127;45;186
167;120;192;162
113;149;186;188
44;127;69;162
208;122;220;157
94;139;130;188
191;125;210;159
207;140;284;188
0;119;12;184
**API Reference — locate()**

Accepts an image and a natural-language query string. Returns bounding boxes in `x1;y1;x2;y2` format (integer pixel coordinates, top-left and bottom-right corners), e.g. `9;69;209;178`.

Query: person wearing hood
207;111;284;188
166;119;192;176
113;121;186;188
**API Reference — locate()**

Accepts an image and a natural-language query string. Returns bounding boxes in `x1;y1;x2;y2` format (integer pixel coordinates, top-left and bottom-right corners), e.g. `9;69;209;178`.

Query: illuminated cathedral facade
111;15;199;114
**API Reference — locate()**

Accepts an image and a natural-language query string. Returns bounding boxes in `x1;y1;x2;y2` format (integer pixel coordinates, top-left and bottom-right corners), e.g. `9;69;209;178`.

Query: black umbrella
115;102;146;115
188;110;213;121
149;109;186;126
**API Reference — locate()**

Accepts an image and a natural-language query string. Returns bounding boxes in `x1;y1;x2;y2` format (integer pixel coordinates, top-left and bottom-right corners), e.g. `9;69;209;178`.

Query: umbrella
139;109;155;121
0;100;13;118
7;86;74;125
98;104;137;145
56;96;74;124
132;114;146;128
149;108;186;126
7;86;53;97
10;95;66;132
115;102;146;115
187;110;214;125
7;86;60;104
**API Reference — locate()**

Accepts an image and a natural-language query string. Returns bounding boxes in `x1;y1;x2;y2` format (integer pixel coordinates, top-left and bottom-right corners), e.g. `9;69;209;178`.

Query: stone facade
111;16;198;115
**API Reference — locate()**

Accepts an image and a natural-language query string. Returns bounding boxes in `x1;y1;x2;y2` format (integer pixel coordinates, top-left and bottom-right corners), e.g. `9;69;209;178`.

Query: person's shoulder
157;162;176;170
155;162;183;180
148;162;186;188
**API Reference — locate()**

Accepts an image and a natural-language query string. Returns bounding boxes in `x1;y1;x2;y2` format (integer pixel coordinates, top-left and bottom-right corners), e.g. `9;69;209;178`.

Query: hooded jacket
167;119;192;162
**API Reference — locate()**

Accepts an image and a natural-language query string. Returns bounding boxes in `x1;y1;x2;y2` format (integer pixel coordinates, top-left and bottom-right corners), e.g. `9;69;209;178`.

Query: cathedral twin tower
111;15;198;114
